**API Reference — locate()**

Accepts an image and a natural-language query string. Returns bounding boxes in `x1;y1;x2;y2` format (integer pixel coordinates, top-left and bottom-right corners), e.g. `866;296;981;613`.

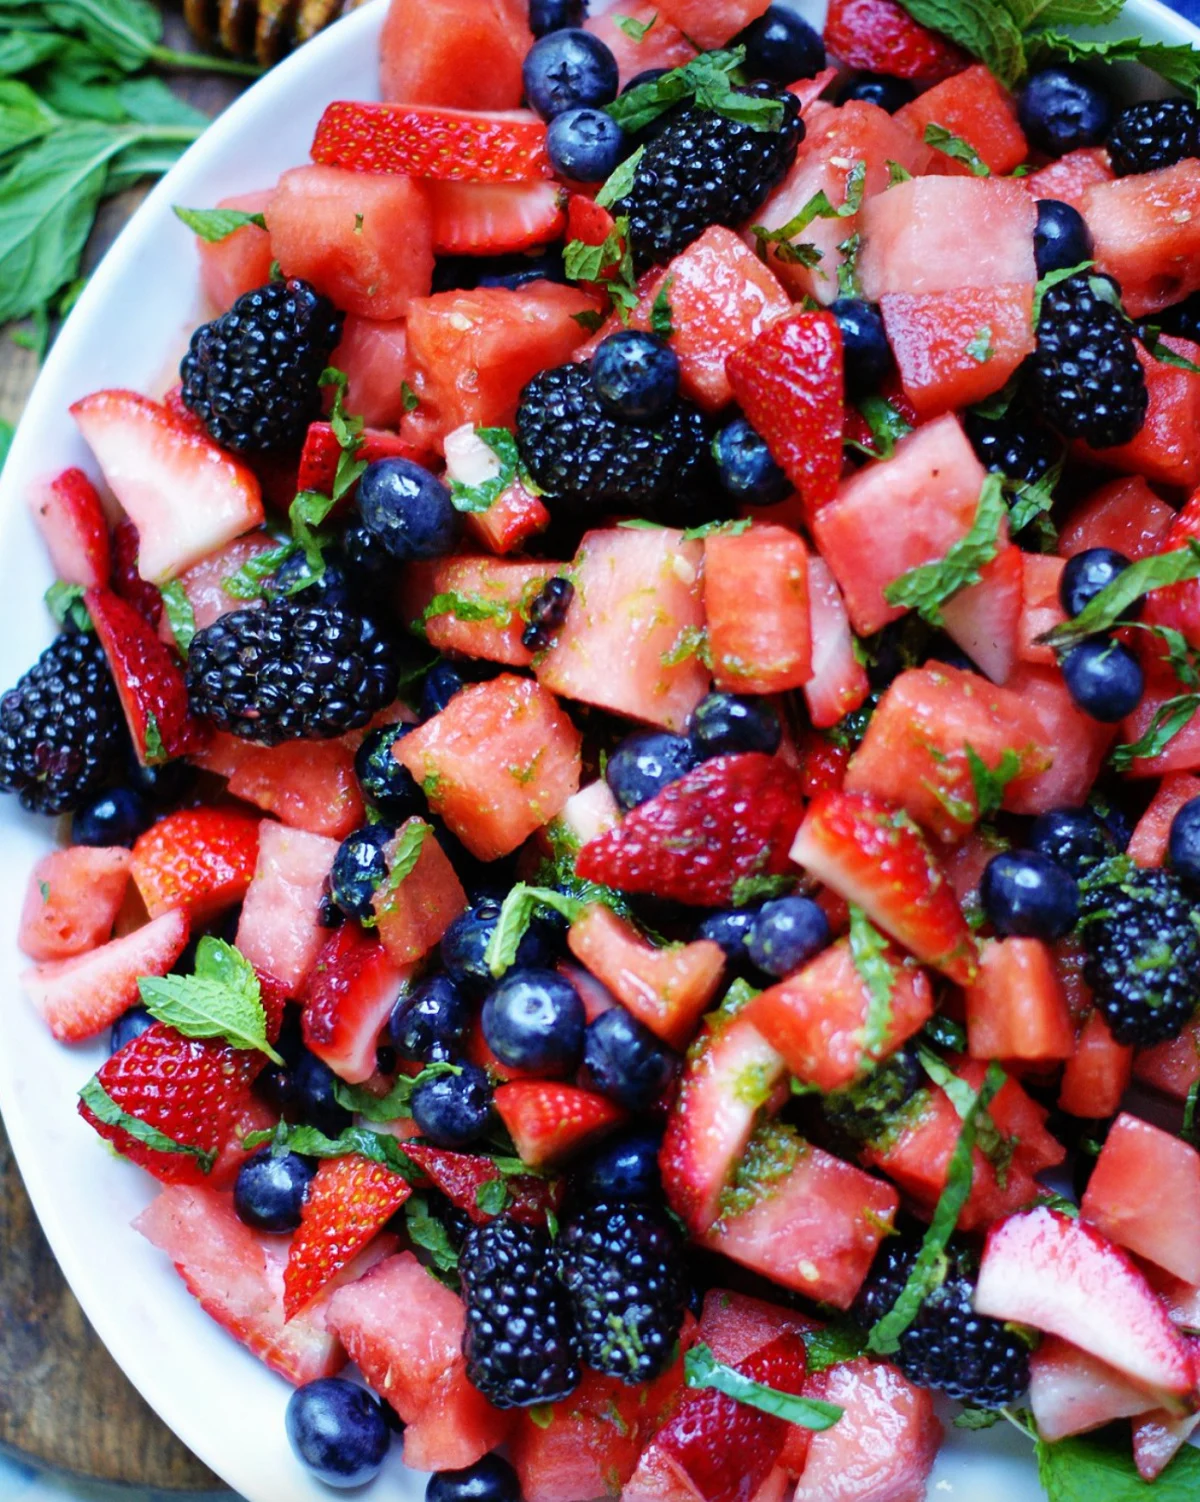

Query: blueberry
523;29;619;120
270;546;354;611
1029;806;1114;878
746;896;830;978
355;724;423;821
476;246;567;288
623;68;669;94
422;660;469;719
427;1454;522;1502
591;329;680;421
837;72;916;113
389;975;472;1062
482;967;585;1074
291;1050;353;1137
285;1379;391;1489
125;756;195;807
72;786;150;848
234;1149;316;1233
1169;796;1200;885
734;5;825;84
521;576;575;652
442;896;552;992
411;1062;492;1148
529;0;586;37
357;457;458;561
981;851;1080;940
110;1005;155;1055
712;417;790;506
1062;638;1144;722
696;907;759;962
1035;199;1094;277
690;692;782;758
1059;547;1136;620
1018;66;1114;157
329;823;395;922
831;297;893;399
574;1125;663;1202
606;729;697;812
584;1006;680;1109
547;106;627;182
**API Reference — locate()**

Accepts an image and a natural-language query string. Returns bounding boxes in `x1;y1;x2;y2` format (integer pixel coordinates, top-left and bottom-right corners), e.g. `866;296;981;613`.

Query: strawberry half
86;587;203;763
726;311;845;519
110;520;163;627
79;1020;267;1186
791;790;977;984
284;1154;411;1319
823;0;968;82
575;753;807;908
430;180;566;256
313;102;551;183
492;1081;626;1169
301;925;409;1086
130;807;261;925
297;422;426;500
28;468;111;589
402;1141;564;1227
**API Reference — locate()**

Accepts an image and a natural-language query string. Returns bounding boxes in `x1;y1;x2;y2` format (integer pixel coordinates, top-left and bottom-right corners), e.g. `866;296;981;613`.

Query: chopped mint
1036;1426;1200;1499
563;214;640;316
244;1120;420;1181
476;1178;509;1215
419;590;513;628
139;936;284;1064
79;1077;216;1173
751;160;865;259
484;883;587;978
1032;260;1094;327
731;873;796;908
846;395;914;461
1040;539;1200;651
884;473;1007;624
333;1061;460;1122
44;579;91;632
685;1342;844;1430
401;380;420;412
966;326;994;364
607;48;785;135
1111;694;1200;772
595;145;646;210
404;1194;460;1277
159;578;196;657
923;123;990;175
173;204;267;242
612;12;657;41
651;274;675;338
448;427;521;514
848;905;896;1061
965;745;1021;820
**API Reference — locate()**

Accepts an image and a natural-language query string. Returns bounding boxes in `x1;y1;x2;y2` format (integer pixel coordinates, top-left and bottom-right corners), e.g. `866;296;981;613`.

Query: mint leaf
685;1343;844;1430
245;1121;419;1180
751;160;865;255
174;204;267;242
375;821;431;913
139;937;283;1065
1142;332;1200;375
1184;1077;1200;1149
142;711;165;764
848;905;896;1061
919;1046;1014;1182
79;1076;216;1173
966;745;1021;819
321;365;368;504
420;590;513;627
595;144;645;210
564;214;640;315
484;883;587;978
476;1178;509;1215
955;1406;1001;1430
447;426;520;514
607;48;783;134
401;380;420;412
223;539;295;601
159;578;195;657
1111;694;1200;772
651;274;674;338
846;395;914;461
0;418;13;474
893;0;1025;88
682;517;753;542
1025;31;1200;104
1036;1427;1200;1500
333;1061;460;1122
887;160;913;186
837;232;863;298
405;1194;460;1276
731;873;796;907
1006;0;1122;25
1040;540;1200;650
966;326;993;363
884;472;1007;624
802;1321;867;1373
868;1062;1007;1355
923;122;990;176
1006;452;1064;538
612;12;656;41
44;579;91;631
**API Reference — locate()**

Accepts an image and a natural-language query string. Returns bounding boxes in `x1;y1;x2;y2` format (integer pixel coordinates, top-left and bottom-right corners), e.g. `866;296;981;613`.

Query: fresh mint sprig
138;937;284;1065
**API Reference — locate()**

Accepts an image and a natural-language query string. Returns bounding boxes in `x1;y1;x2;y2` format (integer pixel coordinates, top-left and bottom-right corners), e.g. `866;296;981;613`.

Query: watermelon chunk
1082;1113;1200;1285
653;0;769;50
401;556;556;666
1018;553;1066;668
19;846;132;962
1024;147;1113;213
1060;1010;1133;1120
705;524;813;694
584;1;696;88
1078;334;1200;489
1128;773;1200;867
804;553;871;727
965;937;1074;1061
196;190;275;314
192;733;368;842
1084;159;1200;318
380;0;530;109
330;316;412;431
235;823;338;990
1059;476;1174;561
1001;663;1115;812
372;818;468;965
895;65;1028;176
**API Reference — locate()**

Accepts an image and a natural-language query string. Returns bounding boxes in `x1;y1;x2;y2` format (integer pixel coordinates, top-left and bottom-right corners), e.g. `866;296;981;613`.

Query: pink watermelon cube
380;0;531;109
235;823;339;989
196;190;275;314
19;846;132;962
330;315;411;431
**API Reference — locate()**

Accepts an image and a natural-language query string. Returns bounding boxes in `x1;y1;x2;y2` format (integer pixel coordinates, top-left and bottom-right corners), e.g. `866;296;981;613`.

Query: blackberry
517;362;712;514
1107;98;1200;178
459;1218;580;1407
964;405;1061;487
1031;273;1148;448
556;1203;686;1383
0;632;122;815
611;84;803;269
180;279;344;455
855;1239;1029;1408
187;601;397;746
1078;861;1200;1045
521;577;574;652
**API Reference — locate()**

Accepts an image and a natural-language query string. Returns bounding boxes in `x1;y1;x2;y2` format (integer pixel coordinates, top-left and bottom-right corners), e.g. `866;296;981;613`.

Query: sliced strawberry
567;192;616;248
804;553;871;729
284;1154;412;1319
79;1018;266;1185
660;1010;787;1236
71;389;264;584
402;1141;563;1227
23;909;189;1043
85;587;202;764
313;101;550;182
136;1184;397;1387
654;1333;808;1502
429;179;565;255
18;845;132;963
566;903;726;1048
296;422;426;499
493;1080;625;1169
824;0;968;82
791;790;977;983
726;311;844;519
576;753;807;908
28;468;111;588
130;807;261;925
110;520;163;626
302;926;410;1085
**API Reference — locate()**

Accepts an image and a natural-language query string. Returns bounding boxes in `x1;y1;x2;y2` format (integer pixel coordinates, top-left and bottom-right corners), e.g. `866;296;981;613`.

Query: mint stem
149;45;264;79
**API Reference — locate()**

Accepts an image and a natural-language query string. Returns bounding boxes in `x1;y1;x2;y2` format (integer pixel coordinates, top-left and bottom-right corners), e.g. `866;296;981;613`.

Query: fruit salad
9;0;1200;1496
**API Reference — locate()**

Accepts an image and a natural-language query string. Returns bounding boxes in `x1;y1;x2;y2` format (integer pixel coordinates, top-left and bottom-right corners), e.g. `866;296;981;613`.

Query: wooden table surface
0;7;245;1488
